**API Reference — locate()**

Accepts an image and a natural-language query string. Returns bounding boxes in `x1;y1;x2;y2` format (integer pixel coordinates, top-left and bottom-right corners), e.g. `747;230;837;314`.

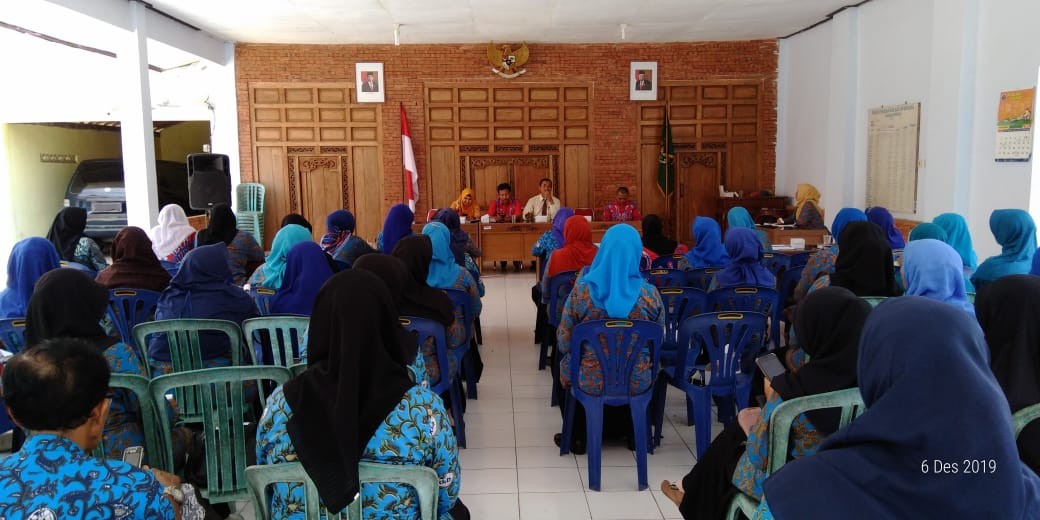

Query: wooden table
761;227;828;248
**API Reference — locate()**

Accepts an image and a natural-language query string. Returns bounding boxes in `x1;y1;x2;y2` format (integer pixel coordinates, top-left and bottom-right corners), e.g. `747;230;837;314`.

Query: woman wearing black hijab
642;213;679;257
660;287;871;520
975;275;1040;474
809;221;901;297
46;207;107;271
255;270;468;519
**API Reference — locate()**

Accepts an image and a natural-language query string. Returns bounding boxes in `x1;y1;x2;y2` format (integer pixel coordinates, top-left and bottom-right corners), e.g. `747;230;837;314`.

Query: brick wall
235;41;778;214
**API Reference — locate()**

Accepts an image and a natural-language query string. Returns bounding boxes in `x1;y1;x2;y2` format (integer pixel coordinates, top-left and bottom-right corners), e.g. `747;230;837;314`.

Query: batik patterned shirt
732;394;823;500
793;245;838;302
602;200;642;222
228;231;266;286
556;280;665;395
74;237;109;272
256;385;461;520
0;434;174;519
531;231;562;259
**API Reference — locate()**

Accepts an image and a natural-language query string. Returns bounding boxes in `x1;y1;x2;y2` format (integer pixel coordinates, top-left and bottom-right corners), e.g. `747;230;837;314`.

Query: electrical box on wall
40;153;77;164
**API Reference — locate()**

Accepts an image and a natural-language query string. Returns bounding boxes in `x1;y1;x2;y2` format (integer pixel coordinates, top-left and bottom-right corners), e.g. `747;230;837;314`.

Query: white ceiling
148;0;856;44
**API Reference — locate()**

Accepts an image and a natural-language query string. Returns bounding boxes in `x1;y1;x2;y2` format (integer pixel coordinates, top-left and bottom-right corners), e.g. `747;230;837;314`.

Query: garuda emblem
487;42;529;79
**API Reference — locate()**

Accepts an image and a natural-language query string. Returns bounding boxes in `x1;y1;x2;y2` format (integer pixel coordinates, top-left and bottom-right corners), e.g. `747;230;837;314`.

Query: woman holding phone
659;287;871;519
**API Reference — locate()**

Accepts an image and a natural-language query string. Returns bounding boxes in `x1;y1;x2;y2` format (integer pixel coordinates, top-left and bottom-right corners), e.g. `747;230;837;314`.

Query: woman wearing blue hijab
726;206;771;251
933;212;978;273
554;224;665;452
422;222;481;349
793;208;868;302
865;206;905;249
712;228;775;290
379;204;415;254
271;242;334;316
901;239;974;316
685;217;729;268
971;209;1037;289
248;224;312;290
0;238;61;318
758;297;1040;519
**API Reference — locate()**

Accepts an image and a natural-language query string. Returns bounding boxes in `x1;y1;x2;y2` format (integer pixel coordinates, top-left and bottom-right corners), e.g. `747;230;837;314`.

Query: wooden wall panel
297;156;344;242
351;146;383;241
429;146;458;210
729;141;759;195
563;145;590;209
256;147;288;248
640;144;666;219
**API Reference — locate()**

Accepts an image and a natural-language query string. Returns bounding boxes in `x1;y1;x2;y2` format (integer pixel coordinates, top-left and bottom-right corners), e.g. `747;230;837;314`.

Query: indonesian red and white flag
401;105;419;212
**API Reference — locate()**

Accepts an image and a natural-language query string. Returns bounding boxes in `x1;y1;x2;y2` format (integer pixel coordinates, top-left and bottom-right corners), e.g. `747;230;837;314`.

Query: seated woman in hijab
46;207;107;272
149;243;257;375
95;227;171;292
790;183;825;229
26;269;192;462
449;187;481;221
533;208;575;266
708;228;775;291
808;221;901;297
322;210;375;270
0;237;60;318
554;224;665;453
865;206;906;251
539;215;599;304
422;223;481;358
434;208;483;295
975;275;1040;476
641;214;689;269
908;222;948;242
971;209;1037;290
659;287;870;519
279;213;312;232
255;270;468;520
726;206;771;251
793;208;867;302
391;236;461;389
900;239;974;315
195;204;265;285
685;217;729;270
754;297;1040;519
377;204;415;254
149;204;197;263
934;212;978;282
247;224;312;290
270;242;333;316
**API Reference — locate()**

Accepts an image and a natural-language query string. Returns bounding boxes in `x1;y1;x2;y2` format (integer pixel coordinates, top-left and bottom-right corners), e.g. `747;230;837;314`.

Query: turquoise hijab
582;224;645;318
726;207;757;230
685;217;729;267
422;222;461;289
262;224;313;290
933;213;978;270
908;223;948;242
972;209;1037;288
902;239;974;316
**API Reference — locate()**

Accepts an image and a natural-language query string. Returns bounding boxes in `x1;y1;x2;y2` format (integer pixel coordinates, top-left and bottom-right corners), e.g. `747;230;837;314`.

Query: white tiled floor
460;271;725;520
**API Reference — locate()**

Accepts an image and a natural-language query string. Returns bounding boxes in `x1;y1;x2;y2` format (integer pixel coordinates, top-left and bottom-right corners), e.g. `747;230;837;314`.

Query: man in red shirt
487;183;522;221
602;186;642;222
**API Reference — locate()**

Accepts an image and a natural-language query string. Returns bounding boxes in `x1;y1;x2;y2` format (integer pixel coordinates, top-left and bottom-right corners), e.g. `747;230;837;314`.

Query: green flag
657;108;675;196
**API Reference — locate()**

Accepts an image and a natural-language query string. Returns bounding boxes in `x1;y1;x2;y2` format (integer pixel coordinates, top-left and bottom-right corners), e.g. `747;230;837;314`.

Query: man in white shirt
522;178;561;221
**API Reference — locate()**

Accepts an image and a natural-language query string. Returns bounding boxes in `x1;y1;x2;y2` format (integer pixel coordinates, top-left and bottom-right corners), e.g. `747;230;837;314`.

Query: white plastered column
119;0;159;228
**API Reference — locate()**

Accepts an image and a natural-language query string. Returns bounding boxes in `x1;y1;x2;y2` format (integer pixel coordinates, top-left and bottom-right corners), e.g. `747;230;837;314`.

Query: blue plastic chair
443;288;478;400
559;319;664;491
686;267;723;291
106;288;161;355
541;270;578;371
653;312;768;457
399;316;466;448
658;287;709;349
862;296;888;307
761;253;789;277
250;287;277;316
641;268;688;290
650;255;686;270
60;260;97;277
709;286;780;350
159;260;180;278
0;318;27;354
778;265;805;302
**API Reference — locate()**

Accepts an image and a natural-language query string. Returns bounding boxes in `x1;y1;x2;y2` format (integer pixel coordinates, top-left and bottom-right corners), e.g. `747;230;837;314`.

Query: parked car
63;159;199;240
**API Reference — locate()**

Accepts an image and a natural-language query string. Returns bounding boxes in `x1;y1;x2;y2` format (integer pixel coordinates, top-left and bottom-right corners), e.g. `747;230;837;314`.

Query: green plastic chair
861;296;888;307
150;366;291;505
242;316;310;368
289;362;308;377
966;292;976;304
724;388;866;520
92;374;170;470
1014;403;1040;440
246;461;440;520
236;183;266;246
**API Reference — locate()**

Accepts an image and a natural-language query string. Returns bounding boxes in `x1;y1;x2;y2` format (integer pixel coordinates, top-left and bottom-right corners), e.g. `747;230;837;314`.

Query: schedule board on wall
866;102;921;214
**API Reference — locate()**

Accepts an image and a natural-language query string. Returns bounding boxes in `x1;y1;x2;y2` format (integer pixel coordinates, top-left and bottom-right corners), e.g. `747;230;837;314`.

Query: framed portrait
356;62;384;103
629;61;657;101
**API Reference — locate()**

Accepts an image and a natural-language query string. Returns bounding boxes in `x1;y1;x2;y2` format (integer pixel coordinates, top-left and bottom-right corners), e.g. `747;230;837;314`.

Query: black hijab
773;286;871;432
197;203;238;246
975;274;1040;473
281;213;313;232
352;253;420;359
46;207;89;261
25;268;117;350
829;221;900;296
282;270;415;512
391;236;455;326
641;214;677;257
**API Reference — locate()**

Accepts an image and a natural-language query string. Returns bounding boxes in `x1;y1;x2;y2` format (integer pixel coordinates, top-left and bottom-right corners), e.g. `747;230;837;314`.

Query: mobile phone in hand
755;352;787;380
122;446;144;468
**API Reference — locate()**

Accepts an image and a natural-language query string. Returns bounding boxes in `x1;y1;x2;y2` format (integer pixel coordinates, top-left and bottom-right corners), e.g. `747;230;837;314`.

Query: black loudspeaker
187;153;231;210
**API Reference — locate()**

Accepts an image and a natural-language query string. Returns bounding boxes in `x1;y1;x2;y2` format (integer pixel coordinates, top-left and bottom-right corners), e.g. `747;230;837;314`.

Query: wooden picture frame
630;61;657;101
356;62;384;103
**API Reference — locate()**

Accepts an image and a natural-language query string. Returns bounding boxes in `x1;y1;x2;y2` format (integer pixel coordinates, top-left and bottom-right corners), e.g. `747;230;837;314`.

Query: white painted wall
777;0;1040;258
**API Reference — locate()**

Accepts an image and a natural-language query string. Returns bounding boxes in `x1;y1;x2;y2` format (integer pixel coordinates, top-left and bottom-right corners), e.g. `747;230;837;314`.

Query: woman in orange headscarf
449;188;481;220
